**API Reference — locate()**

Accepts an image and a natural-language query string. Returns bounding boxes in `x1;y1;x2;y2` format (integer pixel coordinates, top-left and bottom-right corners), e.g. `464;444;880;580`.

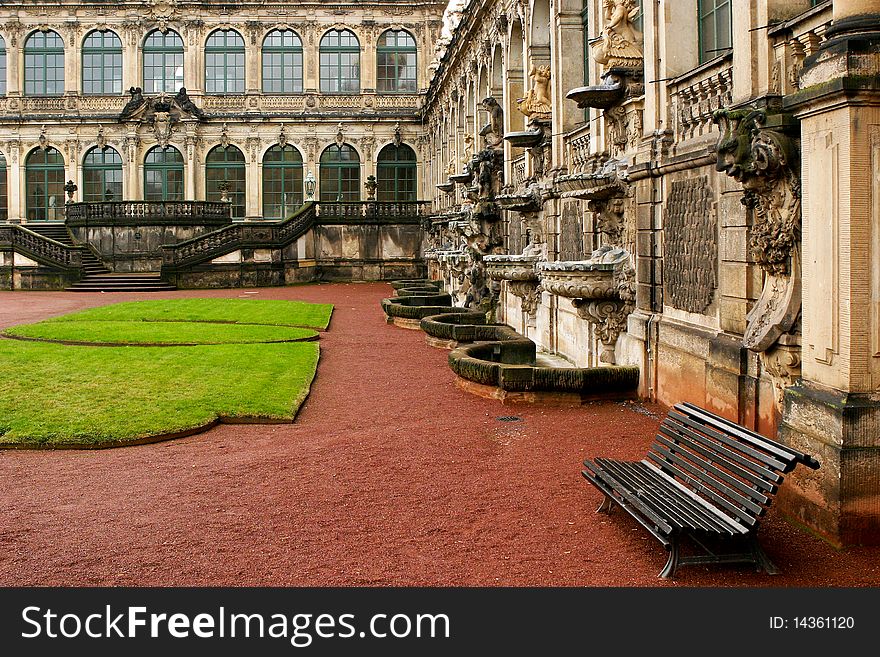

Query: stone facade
422;0;880;547
0;0;445;223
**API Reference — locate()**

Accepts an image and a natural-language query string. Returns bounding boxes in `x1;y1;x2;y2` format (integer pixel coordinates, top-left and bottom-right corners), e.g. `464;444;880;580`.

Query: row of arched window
0;27;418;96
0;143;418;222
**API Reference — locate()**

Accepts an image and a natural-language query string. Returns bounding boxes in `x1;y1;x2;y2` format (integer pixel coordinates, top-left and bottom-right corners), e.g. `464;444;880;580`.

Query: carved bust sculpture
517;65;552;118
593;0;643;69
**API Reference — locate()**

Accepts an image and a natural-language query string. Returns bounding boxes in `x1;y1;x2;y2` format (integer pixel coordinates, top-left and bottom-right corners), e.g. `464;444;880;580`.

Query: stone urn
537;246;634;363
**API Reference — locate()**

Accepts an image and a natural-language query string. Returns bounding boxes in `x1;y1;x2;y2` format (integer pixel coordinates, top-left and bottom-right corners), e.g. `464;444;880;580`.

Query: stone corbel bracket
713;107;802;398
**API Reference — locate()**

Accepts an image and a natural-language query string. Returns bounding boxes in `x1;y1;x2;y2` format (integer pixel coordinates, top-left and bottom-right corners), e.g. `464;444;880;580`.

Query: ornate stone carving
516;65;552;119
663;177;718;314
593;0;644;70
590;195;626;247
714;107;801;354
479;97;504;148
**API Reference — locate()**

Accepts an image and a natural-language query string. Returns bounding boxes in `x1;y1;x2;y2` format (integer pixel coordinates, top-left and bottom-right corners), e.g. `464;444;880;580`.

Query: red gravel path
1;283;878;586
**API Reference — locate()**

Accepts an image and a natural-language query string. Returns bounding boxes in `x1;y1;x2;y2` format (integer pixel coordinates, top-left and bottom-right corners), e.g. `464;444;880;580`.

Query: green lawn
43;298;333;329
4;320;317;345
0;298;331;448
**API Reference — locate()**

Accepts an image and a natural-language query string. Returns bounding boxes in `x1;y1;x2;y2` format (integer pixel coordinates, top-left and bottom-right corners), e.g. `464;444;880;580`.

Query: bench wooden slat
649;443;766;516
642;460;752;535
582;460;675;536
581;468;674;548
645;452;760;528
654;433;771;505
595;459;735;535
658;421;781;490
667;409;789;472
678;402;821;470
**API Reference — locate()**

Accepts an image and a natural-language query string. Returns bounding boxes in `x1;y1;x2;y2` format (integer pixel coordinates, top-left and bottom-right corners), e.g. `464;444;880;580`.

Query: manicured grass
0;297;332;447
0;340;319;447
3;320;318;345
45;298;333;329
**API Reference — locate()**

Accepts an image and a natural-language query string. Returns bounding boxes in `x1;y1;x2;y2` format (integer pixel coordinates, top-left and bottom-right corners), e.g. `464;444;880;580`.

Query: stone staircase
25;222;176;292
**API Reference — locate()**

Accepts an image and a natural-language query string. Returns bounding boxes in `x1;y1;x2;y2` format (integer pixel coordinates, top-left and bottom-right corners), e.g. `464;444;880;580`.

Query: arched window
262;145;303;220
377;144;417;202
377;30;417;93
82;30;122;95
206;29;245;94
262;29;303;94
0;152;7;221
0;36;7;96
320;144;360;202
143;30;184;94
206;145;246;219
24;31;65;96
25;147;65;221
698;0;731;63
83;147;123;202
319;29;360;93
144;146;184;201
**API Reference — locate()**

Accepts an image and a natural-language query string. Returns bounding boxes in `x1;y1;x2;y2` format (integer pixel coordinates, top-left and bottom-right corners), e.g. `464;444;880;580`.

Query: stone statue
461;134;474;166
120;87;146;120
445;150;458;176
480;97;504;148
517;66;552;118
593;0;643;69
174;87;206;120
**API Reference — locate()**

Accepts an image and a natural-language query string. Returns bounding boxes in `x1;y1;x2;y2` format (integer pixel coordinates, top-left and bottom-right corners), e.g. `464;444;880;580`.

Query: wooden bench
581;402;820;578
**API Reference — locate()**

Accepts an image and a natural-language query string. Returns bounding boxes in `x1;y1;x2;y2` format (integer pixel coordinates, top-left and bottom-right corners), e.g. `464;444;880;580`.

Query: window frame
261;29;304;94
24;30;65;97
25;147;66;221
0;152;7;221
376;144;417;202
205;145;247;219
142;30;185;95
143;146;185;202
82;146;123;203
205;29;246;95
319;29;361;94
262;144;304;220
376;29;418;94
0;35;7;96
319;144;361;202
697;0;733;64
82;30;123;95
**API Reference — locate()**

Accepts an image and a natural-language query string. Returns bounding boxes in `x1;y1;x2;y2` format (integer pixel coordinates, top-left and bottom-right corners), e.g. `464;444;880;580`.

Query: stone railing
668;55;733;144
202;95;250;111
162;202;318;268
374;95;421;109
78;96;127;113
564;123;593;173
0;224;83;269
316;201;432;222
65;201;233;226
161;200;431;268
769;0;831;96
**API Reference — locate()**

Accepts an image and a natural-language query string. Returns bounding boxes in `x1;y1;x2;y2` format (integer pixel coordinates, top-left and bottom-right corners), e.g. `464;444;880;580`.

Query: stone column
7;146;22;222
551;5;586;170
779;1;880;546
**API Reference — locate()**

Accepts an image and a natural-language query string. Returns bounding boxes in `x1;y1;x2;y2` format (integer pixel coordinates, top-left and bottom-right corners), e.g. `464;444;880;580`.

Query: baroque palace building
1;0;879;546
0;0;446;222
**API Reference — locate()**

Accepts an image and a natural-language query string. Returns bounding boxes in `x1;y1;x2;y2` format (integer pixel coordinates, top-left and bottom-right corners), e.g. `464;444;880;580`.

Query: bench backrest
647;402;820;530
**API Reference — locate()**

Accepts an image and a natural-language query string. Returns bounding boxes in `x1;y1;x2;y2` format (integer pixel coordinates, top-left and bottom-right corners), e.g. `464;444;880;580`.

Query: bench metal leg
659;540;679;579
750;537;780;575
596;494;616;514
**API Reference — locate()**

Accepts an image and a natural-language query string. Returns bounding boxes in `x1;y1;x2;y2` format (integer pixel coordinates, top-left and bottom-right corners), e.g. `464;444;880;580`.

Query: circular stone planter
448;335;639;404
381;294;459;329
397;286;446;297
420;311;518;349
389;279;442;292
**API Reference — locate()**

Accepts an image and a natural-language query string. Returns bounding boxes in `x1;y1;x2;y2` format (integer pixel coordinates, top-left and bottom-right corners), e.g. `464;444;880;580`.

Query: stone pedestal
779;6;880;545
